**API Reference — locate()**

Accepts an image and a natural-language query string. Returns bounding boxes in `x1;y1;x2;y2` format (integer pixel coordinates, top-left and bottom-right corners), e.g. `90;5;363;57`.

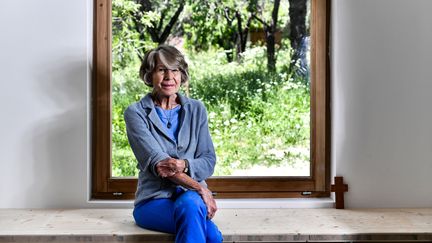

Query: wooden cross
331;176;348;209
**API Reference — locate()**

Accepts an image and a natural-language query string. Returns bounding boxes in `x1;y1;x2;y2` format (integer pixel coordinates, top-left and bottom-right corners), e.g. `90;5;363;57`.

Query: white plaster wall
0;0;90;208
1;0;432;208
332;0;432;207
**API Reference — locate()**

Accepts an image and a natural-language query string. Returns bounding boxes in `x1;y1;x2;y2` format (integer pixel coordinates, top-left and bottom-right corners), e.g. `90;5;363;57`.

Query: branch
252;15;269;29
244;13;254;36
235;10;242;35
270;0;281;31
157;8;167;32
159;0;185;44
223;7;234;24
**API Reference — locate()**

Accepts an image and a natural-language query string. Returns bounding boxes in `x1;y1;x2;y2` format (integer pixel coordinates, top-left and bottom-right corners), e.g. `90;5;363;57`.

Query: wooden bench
1;208;432;242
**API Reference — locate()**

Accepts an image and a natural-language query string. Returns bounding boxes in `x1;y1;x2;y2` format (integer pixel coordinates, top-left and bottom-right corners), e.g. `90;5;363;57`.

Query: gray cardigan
124;93;216;205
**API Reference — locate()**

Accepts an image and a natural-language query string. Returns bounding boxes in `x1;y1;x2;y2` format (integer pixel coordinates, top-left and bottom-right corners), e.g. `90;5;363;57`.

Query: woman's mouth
161;83;175;88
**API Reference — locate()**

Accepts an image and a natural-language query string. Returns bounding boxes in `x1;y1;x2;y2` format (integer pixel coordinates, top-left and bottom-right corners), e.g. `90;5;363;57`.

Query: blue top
155;105;181;142
124;93;216;206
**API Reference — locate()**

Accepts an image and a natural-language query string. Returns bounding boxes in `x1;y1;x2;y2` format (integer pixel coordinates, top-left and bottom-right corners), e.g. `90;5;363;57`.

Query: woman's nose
164;70;174;78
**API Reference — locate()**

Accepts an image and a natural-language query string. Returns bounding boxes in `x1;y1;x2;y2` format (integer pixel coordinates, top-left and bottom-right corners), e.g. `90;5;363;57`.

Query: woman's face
151;57;181;97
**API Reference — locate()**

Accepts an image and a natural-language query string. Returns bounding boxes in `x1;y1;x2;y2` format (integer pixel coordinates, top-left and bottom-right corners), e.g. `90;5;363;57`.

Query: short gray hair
139;45;189;87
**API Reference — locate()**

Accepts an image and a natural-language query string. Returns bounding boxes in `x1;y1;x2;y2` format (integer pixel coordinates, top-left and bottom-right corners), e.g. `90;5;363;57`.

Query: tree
183;0;232;52
254;0;281;72
288;0;308;78
222;0;257;62
132;0;185;59
112;0;157;69
183;0;255;62
112;0;186;62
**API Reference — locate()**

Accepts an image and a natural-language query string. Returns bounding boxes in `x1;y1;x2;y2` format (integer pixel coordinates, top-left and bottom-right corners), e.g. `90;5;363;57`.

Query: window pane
111;0;310;177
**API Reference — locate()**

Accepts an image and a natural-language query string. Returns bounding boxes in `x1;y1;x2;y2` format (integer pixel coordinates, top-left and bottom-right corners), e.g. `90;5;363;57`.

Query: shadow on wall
22;57;88;208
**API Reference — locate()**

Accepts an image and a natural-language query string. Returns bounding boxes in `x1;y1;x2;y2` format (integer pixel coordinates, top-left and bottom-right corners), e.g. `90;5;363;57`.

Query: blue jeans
133;189;223;243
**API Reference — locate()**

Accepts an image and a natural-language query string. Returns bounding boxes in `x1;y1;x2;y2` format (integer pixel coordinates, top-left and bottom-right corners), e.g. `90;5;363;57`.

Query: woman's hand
156;158;186;177
157;167;218;219
198;187;217;219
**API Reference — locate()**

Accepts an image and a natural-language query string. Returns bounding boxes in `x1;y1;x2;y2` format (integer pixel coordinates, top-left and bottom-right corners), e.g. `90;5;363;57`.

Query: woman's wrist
197;186;211;196
196;186;206;195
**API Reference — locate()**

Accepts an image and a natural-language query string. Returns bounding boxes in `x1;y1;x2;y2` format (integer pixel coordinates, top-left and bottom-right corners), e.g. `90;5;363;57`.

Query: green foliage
183;0;290;62
110;0;311;177
111;58;149;177
250;0;290;30
111;45;310;177
112;0;157;70
186;47;309;175
182;0;226;51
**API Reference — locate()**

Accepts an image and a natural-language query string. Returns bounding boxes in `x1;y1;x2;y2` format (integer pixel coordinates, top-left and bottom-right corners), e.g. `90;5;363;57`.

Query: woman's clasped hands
156;158;186;177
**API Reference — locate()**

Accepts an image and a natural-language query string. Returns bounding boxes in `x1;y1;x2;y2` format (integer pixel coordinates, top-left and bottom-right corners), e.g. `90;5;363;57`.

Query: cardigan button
178;145;183;150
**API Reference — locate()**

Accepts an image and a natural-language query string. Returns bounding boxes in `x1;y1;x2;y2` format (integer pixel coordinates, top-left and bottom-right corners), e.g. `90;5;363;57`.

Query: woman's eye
156;67;179;74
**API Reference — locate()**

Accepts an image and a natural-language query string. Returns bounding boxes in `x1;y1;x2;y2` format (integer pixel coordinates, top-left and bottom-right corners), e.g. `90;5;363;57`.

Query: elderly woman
124;45;222;243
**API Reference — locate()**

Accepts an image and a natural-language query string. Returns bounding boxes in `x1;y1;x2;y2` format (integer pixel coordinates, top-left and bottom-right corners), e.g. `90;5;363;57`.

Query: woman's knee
133;206;148;229
133;199;176;233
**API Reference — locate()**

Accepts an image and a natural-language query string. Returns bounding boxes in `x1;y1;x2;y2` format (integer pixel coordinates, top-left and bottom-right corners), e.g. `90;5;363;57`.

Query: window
92;0;330;199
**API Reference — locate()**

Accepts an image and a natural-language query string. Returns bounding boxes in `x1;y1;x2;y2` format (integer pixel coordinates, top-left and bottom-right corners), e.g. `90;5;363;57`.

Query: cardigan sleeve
124;105;169;177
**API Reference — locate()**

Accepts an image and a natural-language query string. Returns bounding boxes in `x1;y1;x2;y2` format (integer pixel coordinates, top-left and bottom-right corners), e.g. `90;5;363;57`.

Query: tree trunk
265;0;280;73
288;0;308;77
235;10;244;61
234;11;253;62
158;2;184;45
222;7;237;63
265;26;276;72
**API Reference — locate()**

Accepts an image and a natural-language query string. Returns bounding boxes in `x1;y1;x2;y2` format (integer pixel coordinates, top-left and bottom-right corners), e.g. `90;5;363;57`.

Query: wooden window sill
1;208;432;242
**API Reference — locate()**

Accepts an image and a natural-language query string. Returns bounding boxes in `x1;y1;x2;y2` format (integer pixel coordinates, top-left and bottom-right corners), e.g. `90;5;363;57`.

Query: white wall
0;0;431;208
332;0;432;207
0;0;90;208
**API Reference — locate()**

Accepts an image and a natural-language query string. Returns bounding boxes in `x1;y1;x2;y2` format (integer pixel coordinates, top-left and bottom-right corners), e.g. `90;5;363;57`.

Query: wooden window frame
92;0;331;200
